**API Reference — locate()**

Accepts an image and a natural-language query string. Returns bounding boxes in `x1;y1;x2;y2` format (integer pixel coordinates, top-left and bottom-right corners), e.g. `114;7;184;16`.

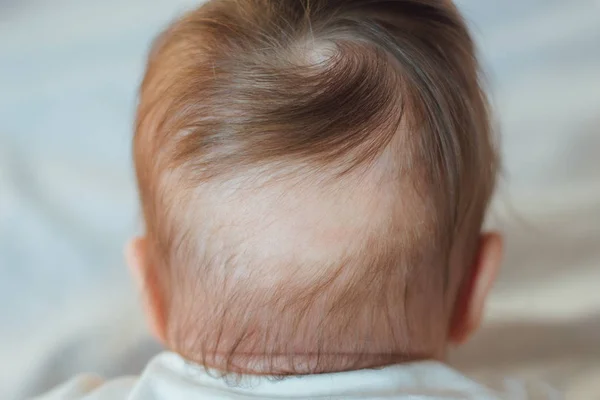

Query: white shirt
32;352;558;399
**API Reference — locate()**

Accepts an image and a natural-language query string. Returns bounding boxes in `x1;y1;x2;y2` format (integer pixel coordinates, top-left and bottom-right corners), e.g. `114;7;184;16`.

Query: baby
36;0;535;398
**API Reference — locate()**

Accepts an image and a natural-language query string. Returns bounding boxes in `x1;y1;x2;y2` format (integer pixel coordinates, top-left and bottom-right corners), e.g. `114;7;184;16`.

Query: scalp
133;0;498;374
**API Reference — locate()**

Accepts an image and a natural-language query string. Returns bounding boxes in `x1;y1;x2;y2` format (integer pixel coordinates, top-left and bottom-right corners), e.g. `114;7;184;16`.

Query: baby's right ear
448;232;503;345
125;237;168;344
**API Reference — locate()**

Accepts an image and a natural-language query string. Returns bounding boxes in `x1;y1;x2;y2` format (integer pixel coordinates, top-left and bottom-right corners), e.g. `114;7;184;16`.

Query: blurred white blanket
1;1;599;399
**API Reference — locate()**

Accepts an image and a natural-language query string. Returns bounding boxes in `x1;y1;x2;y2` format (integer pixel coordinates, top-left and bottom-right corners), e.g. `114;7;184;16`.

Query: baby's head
128;0;502;375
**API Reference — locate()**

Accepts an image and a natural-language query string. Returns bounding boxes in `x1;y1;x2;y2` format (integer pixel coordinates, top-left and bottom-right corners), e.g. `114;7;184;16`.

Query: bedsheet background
1;1;599;399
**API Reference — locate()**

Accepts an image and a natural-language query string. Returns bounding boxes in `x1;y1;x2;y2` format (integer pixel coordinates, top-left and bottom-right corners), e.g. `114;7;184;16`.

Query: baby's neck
165;275;447;375
176;348;439;376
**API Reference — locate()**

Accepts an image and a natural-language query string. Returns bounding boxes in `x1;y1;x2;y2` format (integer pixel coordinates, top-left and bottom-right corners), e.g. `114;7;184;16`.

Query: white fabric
33;352;556;400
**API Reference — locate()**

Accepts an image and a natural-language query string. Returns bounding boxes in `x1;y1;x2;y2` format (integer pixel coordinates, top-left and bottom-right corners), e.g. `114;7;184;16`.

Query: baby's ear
448;232;503;344
125;237;146;290
125;237;168;344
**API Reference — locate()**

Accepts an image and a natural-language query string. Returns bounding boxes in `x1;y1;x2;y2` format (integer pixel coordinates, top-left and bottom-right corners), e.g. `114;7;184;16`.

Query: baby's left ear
125;237;146;289
125;237;168;344
448;232;503;344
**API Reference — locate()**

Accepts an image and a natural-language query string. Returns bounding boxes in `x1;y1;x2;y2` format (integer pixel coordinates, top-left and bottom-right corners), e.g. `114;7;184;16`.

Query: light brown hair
134;0;497;374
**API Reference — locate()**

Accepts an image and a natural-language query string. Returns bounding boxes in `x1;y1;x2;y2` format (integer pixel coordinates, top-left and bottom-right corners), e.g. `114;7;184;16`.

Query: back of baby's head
134;0;497;375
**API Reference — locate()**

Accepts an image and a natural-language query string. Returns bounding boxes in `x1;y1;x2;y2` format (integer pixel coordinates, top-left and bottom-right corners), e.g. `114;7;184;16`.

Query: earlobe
448;259;480;344
448;232;503;344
